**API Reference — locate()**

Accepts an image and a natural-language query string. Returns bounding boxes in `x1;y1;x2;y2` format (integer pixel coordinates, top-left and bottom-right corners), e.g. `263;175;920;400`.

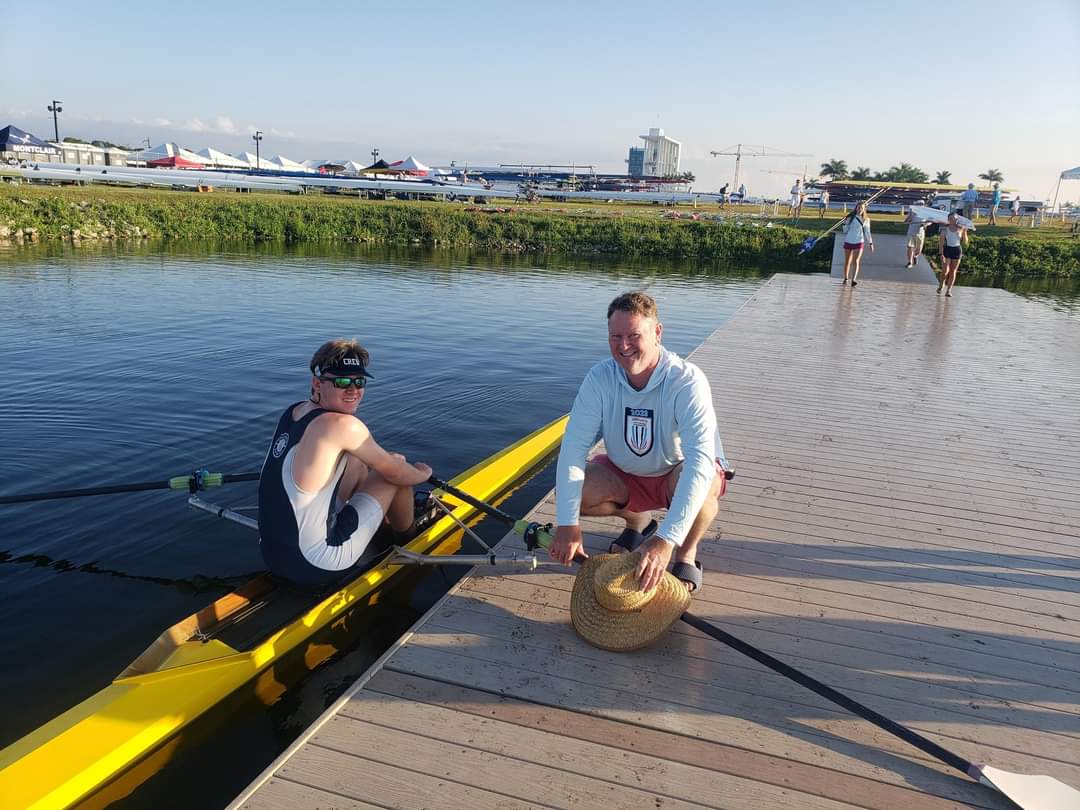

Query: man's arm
336;416;431;486
550;369;604;564
656;373;718;549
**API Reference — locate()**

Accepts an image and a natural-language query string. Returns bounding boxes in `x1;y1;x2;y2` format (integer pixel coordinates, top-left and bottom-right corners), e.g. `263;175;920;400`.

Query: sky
4;0;1079;200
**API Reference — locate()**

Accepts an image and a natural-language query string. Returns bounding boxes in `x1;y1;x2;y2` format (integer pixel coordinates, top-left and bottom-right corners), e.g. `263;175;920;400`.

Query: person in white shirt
549;292;729;594
904;210;927;268
840;201;874;286
819;188;830;218
1008;195;1021;222
790;179;804;220
937;212;969;297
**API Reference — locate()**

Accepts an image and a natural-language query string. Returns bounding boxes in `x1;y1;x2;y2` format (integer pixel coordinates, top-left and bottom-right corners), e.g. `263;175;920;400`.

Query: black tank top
257;402;327;579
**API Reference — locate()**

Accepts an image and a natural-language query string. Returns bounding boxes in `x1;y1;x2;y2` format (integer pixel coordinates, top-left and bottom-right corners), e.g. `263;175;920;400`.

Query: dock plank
232;274;1080;810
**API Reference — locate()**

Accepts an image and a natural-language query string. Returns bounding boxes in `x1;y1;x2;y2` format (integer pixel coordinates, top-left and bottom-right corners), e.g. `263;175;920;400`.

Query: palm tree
851;166;872;181
934;170;952;185
820;159;848;180
888;163;929;183
978;168;1004;185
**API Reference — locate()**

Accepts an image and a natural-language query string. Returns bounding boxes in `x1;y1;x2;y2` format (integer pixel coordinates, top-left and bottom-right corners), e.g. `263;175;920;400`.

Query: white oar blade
974;765;1080;810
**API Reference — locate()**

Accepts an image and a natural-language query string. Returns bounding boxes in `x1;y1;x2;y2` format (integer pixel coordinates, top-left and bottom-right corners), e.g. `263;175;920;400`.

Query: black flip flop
670;560;703;594
608;518;658;553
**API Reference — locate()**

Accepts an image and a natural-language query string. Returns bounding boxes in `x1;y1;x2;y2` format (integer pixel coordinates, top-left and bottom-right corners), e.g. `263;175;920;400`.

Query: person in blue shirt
989;183;1003;225
960;183;979;221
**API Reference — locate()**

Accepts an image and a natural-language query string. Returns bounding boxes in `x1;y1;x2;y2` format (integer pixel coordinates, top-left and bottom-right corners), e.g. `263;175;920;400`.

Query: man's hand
550;525;587;566
635;535;675;592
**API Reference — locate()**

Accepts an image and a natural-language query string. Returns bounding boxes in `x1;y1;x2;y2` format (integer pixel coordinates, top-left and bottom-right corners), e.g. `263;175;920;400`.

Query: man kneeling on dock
258;339;432;586
549;292;730;594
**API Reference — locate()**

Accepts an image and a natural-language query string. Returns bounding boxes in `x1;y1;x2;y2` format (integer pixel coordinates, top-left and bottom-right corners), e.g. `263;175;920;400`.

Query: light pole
371;147;379;165
47;100;63;144
252;130;263;169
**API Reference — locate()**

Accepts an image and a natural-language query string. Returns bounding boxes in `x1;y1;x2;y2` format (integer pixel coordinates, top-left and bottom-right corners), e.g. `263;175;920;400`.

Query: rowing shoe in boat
0;414;567;810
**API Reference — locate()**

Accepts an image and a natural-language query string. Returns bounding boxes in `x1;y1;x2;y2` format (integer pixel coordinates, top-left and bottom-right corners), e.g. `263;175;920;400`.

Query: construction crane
709;145;811;195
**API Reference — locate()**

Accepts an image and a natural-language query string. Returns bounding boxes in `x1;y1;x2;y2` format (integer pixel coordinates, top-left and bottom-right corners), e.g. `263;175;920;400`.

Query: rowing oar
797;185;892;254
0;470;261;505
428;474;1080;810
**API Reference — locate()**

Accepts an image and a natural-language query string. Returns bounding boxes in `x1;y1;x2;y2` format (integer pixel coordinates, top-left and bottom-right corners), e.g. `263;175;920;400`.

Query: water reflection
0;243;762;808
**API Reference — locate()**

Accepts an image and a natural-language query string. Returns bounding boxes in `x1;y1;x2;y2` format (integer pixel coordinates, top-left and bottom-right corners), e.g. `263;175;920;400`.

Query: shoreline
2;185;1075;276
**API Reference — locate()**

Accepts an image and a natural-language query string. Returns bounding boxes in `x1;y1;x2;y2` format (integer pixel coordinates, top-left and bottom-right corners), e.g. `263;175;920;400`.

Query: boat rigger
0;414;567;810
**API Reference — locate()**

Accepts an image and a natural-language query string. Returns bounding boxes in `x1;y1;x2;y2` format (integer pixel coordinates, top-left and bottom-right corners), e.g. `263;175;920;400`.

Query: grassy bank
2;184;1076;276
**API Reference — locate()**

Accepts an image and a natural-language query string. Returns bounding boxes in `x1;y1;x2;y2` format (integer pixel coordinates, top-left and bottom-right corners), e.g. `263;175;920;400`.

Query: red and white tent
388;155;431;176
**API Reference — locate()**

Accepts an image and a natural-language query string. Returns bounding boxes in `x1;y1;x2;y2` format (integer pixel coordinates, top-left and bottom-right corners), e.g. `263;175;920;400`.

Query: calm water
0;243;768;807
2;244;1076;807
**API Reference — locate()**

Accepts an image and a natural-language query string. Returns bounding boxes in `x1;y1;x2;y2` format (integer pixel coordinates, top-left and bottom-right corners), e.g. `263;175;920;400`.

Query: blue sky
5;0;1079;198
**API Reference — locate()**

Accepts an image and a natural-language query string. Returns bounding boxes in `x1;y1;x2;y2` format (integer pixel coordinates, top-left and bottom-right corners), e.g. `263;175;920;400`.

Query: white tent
272;154;309;172
130;142;207;168
234;151;281;170
339;160;367;175
197;147;249;169
1053;166;1080;210
388;155;431;175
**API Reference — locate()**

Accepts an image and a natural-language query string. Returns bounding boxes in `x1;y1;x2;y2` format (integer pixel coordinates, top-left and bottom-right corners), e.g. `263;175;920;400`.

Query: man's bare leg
346;464;414;532
579;461;652;541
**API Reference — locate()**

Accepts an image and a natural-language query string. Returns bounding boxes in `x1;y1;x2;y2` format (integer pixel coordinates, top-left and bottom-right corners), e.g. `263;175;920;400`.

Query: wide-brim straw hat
571;552;691;652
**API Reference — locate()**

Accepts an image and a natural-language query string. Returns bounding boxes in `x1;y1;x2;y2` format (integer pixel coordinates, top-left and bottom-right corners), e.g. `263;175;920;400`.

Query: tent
234;152;281;170
147;154;205;169
0;125;60;159
272;154;308;172
362;159;393;174
1052;166;1080;210
133;142;206;167
197;147;249;169
388;155;430;176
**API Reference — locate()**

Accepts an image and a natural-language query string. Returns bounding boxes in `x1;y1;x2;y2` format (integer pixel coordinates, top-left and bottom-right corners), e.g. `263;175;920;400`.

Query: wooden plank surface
235;274;1080;810
830;232;938;284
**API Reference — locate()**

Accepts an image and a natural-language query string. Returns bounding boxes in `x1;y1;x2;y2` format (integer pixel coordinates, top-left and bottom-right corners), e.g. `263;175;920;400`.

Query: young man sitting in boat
549;291;730;595
257;338;432;586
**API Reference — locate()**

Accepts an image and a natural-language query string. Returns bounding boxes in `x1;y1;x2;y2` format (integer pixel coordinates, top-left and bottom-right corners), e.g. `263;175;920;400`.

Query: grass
1;182;1076;276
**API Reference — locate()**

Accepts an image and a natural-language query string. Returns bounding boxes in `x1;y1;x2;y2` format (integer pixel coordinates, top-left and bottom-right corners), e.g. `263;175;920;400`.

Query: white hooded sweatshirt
555;348;725;547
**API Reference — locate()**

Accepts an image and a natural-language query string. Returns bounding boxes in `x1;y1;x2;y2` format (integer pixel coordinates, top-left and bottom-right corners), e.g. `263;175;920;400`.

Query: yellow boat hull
0;415;566;810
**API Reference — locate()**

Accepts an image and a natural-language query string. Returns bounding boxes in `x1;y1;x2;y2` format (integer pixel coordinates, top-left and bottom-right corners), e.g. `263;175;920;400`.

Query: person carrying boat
840;200;874;286
258;339;432;586
549;292;730;595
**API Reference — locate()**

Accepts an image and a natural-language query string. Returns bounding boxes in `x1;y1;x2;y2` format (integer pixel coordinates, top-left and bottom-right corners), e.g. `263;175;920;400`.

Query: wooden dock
232;274;1080;810
831;232;938;285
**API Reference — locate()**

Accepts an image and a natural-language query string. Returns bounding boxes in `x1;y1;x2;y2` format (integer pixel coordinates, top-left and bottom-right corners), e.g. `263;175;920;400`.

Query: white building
640;127;680;178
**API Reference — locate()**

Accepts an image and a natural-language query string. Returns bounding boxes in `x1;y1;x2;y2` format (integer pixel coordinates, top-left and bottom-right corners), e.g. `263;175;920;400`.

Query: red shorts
843;241;864;251
591;454;728;514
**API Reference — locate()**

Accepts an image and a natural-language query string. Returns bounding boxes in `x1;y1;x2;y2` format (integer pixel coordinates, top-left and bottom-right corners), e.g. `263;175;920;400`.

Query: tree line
819;159;1004;186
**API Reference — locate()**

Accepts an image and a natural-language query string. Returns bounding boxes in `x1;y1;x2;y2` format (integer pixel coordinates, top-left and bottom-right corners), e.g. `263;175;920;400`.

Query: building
54;140;130;167
626;147;644;177
639;127;680;178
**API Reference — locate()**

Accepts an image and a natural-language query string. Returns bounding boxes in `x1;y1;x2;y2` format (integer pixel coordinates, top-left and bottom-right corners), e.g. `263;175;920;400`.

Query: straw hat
571;552;691;652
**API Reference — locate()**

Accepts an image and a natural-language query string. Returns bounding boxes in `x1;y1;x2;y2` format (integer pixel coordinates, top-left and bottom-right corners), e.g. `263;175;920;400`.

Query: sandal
670;560;704;594
608;519;658;554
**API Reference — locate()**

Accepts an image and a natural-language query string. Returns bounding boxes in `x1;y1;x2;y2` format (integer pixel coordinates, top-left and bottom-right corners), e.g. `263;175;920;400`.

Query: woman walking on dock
841;201;874;286
937;212;969;297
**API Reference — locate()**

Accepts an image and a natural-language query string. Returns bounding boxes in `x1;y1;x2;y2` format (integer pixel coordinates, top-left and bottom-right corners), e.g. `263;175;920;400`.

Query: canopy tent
271;154;308;172
234;152;281;170
132;142;206;167
1053;166;1080;210
147;154;205;169
0;125;60;158
196;147;249;169
358;158;393;175
388;155;430;176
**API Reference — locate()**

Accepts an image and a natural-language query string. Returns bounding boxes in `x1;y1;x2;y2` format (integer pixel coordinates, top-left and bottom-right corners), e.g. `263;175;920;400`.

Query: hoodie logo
624;407;654;456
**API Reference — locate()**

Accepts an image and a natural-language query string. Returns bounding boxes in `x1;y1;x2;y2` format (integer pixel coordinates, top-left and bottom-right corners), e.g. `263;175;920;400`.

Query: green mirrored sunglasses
320;375;367;390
